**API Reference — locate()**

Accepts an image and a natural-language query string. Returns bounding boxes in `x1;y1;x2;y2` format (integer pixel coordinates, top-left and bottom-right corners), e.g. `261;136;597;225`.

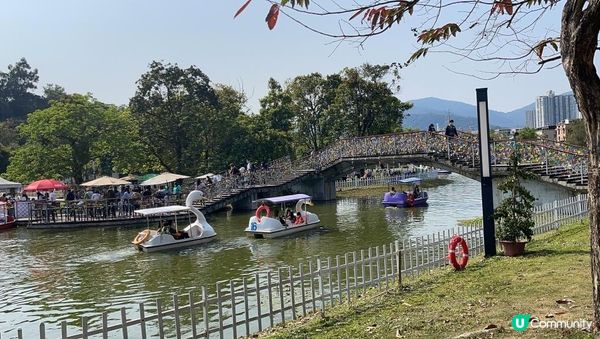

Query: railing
335;170;440;191
4;194;588;339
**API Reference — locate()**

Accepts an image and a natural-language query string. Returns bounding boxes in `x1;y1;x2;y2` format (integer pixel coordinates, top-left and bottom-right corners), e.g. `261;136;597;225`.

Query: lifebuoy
132;229;151;245
448;235;469;270
255;205;271;223
406;193;415;207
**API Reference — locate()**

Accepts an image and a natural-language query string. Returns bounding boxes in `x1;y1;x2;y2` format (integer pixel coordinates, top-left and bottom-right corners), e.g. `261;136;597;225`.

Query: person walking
445;120;458;138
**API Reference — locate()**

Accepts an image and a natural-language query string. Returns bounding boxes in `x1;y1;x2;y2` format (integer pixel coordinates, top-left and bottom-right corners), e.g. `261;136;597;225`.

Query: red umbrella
23;179;68;192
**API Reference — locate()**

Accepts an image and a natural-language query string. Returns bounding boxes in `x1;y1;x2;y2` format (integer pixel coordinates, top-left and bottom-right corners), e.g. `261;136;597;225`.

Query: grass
261;220;593;338
336;178;453;198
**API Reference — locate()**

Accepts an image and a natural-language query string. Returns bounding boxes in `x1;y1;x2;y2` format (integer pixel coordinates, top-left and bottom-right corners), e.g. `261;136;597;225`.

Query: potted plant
494;146;536;256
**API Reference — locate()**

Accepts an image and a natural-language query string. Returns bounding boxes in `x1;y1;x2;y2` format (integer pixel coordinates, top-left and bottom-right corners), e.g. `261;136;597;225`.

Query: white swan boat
131;190;216;252
245;194;320;238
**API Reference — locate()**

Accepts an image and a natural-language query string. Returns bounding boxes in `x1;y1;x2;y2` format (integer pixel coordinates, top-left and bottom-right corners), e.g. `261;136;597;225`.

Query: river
0;173;574;337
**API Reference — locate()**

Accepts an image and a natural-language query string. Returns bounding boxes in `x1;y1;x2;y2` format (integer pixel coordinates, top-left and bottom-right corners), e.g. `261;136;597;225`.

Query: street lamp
476;88;496;257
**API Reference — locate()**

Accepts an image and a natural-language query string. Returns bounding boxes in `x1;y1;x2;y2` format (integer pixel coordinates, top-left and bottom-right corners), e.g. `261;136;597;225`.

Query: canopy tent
196;173;215;179
23;179;68;192
81;176;131;187
0;177;22;190
139;173;158;182
139;172;190;186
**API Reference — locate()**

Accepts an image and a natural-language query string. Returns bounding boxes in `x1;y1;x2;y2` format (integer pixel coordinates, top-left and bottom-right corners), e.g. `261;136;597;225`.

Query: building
533;90;580;128
556;120;568;142
525;110;536;128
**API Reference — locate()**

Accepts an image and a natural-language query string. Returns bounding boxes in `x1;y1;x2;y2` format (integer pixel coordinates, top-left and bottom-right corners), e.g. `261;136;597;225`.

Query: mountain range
403;97;534;130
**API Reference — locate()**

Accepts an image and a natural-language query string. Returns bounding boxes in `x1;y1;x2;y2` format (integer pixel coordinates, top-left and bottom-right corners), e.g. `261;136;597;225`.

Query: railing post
395;240;402;289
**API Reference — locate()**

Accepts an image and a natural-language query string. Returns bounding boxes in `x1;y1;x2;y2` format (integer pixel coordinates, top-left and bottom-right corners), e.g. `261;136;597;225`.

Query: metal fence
3;194;589;339
335;170;440;191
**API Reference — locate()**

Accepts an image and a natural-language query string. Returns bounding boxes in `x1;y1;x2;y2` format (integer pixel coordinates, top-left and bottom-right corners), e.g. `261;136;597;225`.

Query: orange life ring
132;229;151;245
448;235;469;270
255;205;271;223
406;193;415;207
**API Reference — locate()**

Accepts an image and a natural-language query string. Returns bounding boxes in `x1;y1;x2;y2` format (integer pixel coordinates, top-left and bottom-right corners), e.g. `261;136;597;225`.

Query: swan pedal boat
382;177;429;208
246;194;320;239
131;190;216;252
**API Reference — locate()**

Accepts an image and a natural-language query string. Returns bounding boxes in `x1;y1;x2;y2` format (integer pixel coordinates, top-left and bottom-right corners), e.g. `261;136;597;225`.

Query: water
0;174;573;336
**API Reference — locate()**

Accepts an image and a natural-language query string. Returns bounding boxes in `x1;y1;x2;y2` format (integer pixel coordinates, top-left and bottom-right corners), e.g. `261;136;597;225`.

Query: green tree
517;128;537;141
287;73;340;152
5;94;139;183
566;119;586;146
129;61;219;174
0;58;48;120
43;84;68;102
333;64;412;136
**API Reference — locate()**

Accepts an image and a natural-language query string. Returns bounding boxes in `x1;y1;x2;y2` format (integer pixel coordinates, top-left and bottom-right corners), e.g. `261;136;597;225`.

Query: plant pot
500;241;527;256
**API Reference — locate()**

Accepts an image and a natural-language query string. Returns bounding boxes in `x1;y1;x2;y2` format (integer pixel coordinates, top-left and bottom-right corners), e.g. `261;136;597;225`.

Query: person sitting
413;185;421;198
389;186;397;195
294;211;305;225
285;209;296;224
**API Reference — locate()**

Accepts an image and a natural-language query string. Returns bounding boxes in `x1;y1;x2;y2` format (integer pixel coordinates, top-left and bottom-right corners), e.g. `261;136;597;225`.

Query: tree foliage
494;148;536;242
0;58;48;120
4;94;146;184
129;61;219;174
566;119;586;146
517;128;537;141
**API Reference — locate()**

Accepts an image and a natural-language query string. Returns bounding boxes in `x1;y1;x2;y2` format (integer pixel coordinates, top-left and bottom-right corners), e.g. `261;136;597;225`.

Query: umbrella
23;179;68;192
196;173;215;179
81;176;132;187
119;175;139;181
140;172;190;186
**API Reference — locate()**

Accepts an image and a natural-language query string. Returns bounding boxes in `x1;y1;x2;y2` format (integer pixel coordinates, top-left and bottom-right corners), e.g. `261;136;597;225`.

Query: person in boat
389;187;397;196
285;208;295;224
294;211;304;225
413;185;421;198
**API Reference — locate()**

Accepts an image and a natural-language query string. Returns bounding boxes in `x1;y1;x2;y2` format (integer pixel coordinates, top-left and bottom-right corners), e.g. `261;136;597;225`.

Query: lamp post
476;88;496;257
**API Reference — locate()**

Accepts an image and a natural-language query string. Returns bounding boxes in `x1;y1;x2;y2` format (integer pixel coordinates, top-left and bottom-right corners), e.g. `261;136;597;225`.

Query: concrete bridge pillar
232;191;259;210
293;176;336;201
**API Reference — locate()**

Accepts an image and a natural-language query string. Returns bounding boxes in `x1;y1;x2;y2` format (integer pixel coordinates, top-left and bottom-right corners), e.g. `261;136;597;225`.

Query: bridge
198;132;589;214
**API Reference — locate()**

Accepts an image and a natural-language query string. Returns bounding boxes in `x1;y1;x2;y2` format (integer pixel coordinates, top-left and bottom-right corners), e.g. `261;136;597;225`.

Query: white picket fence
2;194;589;339
335;170;440;191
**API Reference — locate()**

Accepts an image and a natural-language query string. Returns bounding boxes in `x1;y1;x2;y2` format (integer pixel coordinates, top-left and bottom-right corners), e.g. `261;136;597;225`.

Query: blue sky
0;0;578;113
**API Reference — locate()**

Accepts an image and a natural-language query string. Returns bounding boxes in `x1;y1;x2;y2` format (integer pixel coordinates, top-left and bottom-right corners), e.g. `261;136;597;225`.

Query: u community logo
512;314;531;332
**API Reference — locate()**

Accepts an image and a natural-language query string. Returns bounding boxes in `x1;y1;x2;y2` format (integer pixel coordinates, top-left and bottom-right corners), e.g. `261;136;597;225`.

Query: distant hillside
403;97;531;130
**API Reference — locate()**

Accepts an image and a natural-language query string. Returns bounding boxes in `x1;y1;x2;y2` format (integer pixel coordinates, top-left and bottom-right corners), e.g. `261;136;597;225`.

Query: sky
0;0;580;113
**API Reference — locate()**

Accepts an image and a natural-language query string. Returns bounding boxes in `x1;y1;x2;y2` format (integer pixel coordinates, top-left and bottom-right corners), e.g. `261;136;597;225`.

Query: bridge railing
4;194;588;339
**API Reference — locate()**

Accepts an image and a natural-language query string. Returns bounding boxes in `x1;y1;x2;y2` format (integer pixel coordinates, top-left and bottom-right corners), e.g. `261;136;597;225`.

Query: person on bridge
428;123;436;132
445;120;458;138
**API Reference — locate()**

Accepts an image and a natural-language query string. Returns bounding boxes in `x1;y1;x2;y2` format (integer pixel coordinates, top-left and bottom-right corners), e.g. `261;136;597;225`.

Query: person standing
445;120;458;137
428;123;436;132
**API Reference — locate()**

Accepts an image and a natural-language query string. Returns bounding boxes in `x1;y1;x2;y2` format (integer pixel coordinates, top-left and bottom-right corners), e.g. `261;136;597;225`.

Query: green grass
262;221;593;338
337;178;453;198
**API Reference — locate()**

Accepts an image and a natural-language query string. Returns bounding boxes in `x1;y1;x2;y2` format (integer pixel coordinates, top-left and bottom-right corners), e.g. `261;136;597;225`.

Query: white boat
245;194;320;238
131;190;216;252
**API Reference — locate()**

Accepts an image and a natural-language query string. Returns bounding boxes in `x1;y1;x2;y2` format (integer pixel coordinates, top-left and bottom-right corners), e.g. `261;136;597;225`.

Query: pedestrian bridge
199;132;588;214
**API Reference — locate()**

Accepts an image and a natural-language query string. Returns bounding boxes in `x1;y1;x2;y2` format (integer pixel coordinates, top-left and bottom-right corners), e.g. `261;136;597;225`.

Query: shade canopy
23;179;68;192
134;205;191;216
0;177;22;190
196;173;215;179
139;172;190;186
255;194;312;204
81;176;131;187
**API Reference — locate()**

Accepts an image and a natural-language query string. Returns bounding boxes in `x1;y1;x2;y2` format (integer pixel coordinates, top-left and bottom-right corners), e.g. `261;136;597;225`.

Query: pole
476;88;496;257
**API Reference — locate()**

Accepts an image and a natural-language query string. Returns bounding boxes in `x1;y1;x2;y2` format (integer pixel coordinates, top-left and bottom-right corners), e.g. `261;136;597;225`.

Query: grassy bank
336;178;453;198
262;221;593;338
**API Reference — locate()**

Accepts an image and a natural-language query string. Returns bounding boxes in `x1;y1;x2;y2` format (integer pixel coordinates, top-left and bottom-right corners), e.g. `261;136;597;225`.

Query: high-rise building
533;90;580;128
525;110;535;128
